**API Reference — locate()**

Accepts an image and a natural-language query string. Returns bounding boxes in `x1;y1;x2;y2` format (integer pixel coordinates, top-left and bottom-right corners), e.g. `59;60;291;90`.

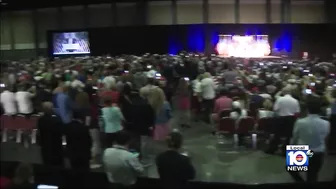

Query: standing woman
149;88;172;141
176;78;191;128
101;97;124;147
75;91;101;168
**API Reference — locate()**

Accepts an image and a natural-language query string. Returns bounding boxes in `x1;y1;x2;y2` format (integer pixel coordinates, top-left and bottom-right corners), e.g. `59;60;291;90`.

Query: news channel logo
286;145;314;172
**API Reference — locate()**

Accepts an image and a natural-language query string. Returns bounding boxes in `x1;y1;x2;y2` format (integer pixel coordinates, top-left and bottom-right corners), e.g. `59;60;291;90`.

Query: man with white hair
139;70;157;100
265;86;300;154
200;72;216;123
273;87;300;117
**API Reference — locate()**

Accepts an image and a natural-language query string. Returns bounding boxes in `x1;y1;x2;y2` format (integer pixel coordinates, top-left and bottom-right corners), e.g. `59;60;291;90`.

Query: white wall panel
291;1;325;23
12;11;35;49
0;12;11;50
148;1;172;25
37;8;59;49
209;0;235;23
116;3;137;26
240;0;266;23
177;0;203;24
88;4;112;28
61;6;85;29
271;0;281;23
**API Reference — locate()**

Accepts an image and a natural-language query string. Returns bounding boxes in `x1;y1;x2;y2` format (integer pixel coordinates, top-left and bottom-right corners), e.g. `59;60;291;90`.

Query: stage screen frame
51;31;91;56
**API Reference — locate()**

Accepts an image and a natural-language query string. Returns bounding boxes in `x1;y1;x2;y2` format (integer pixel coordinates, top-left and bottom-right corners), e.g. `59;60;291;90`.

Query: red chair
28;115;39;144
13;115;27;143
219;109;232;118
237;117;257;148
217;117;235;145
237;117;255;134
1;115;15;142
257;117;274;134
218;117;235;133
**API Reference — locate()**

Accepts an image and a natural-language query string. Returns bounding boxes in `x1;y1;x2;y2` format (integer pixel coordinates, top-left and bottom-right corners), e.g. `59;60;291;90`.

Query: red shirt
0;177;11;189
213;96;233;114
100;90;120;104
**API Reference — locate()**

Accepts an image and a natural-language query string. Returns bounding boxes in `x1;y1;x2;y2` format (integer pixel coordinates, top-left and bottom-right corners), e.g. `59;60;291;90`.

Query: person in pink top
211;87;233;125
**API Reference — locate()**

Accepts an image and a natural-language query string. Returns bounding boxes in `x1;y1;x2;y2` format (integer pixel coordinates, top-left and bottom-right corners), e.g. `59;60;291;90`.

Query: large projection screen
216;35;271;57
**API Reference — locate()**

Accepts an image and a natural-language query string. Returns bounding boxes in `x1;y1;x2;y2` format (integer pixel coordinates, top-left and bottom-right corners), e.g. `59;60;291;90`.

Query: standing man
37;102;64;167
288;96;330;182
200;72;216;123
266;87;300;154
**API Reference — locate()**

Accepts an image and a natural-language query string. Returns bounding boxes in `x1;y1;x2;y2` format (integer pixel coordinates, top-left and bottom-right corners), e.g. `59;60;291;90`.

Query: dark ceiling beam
1;0;167;11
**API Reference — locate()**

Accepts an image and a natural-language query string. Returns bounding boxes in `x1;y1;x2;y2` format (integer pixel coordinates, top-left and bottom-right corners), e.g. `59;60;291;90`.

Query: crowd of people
1;53;336;188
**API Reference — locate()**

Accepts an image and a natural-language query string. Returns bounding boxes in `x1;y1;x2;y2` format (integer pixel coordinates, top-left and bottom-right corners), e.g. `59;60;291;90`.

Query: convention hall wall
0;0;333;60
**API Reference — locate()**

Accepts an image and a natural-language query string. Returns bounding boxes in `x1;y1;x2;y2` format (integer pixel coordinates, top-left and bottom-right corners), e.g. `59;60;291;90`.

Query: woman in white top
15;84;36;115
230;101;247;146
258;99;274;119
0;86;17;115
230;101;248;122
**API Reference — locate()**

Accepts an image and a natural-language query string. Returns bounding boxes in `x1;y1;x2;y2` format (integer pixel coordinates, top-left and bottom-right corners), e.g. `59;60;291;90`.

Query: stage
218;55;283;59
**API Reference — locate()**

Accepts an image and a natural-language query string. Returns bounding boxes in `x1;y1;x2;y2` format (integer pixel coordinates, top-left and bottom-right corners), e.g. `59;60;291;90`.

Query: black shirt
65;120;92;160
156;150;195;189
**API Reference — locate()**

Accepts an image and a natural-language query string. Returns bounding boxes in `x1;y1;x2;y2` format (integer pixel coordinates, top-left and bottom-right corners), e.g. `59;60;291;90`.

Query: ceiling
0;0;153;11
1;0;325;11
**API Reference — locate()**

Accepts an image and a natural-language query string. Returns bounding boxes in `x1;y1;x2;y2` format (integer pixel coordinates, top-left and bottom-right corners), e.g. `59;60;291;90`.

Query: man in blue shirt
55;86;75;124
289;96;330;182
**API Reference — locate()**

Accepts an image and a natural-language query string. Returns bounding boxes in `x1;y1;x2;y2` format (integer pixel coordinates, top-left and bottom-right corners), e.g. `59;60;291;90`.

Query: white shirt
292;115;330;152
103;145;144;186
230;109;248;120
200;78;216;100
258;110;274;119
15;91;34;114
273;94;300;117
103;76;116;89
0;90;17;115
192;80;201;95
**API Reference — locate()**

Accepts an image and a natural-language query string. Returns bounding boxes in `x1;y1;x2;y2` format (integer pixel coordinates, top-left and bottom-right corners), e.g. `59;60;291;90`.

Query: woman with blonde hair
258;99;274;119
148;87;172;141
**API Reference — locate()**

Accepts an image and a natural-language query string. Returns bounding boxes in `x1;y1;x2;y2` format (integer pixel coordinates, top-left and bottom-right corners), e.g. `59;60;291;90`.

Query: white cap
232;101;241;109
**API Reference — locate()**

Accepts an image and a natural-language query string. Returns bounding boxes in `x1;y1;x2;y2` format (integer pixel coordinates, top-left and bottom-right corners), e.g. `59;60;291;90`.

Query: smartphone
184;77;189;81
37;185;58;189
305;89;312;94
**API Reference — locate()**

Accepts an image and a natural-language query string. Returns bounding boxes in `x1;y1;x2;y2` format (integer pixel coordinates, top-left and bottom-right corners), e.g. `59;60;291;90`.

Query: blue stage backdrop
48;24;336;59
